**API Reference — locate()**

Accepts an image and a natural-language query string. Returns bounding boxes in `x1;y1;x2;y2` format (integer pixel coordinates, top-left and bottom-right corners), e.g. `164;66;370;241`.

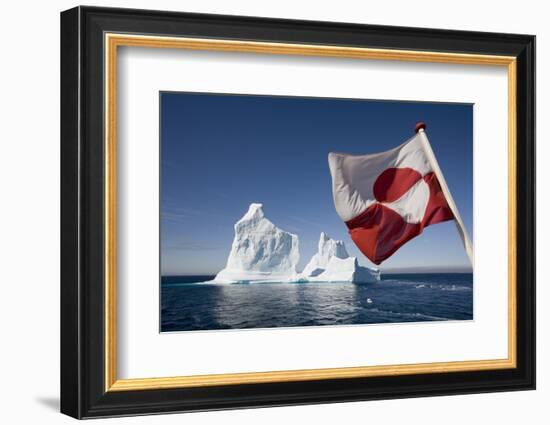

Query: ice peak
238;203;265;224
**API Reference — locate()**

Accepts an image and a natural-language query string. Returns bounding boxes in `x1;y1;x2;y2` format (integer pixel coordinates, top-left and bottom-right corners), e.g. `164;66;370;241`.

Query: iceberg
301;232;349;277
212;203;300;283
210;204;379;284
301;232;380;284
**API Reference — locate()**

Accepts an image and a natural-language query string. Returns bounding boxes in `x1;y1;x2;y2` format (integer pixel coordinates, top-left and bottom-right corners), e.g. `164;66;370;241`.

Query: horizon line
161;268;473;277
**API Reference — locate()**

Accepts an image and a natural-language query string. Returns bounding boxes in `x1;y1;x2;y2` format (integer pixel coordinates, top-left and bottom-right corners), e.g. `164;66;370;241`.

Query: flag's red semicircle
346;172;453;265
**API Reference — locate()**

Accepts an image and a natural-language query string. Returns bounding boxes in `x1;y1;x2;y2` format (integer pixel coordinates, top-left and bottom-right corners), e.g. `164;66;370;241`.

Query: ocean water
160;273;473;332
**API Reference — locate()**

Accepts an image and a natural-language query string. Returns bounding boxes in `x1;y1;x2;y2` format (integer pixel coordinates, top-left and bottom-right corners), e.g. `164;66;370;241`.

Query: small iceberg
299;232;379;284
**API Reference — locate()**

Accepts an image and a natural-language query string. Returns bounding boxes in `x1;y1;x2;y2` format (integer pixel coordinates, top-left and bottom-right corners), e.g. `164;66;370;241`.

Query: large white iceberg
300;232;380;284
212;203;300;283
211;204;379;284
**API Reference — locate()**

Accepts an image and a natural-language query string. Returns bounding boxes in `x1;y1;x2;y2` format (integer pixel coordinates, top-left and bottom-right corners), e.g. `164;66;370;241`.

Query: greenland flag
328;124;472;265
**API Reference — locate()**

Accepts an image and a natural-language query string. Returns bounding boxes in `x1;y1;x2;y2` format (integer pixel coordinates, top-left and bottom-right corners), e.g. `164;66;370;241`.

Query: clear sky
160;92;473;276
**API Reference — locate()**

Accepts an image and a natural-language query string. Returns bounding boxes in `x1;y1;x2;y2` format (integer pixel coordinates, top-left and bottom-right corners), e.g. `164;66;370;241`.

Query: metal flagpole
415;122;474;266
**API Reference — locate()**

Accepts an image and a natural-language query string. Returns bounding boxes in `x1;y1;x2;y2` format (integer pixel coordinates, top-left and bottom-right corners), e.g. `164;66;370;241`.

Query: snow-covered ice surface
300;232;380;284
211;204;379;284
212;203;300;283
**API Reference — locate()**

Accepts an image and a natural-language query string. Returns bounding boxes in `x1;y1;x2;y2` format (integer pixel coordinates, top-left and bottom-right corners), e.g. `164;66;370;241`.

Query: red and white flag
328;124;472;265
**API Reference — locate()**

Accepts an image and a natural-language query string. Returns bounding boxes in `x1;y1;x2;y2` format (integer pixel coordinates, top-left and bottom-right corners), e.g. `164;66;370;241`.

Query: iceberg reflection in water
160;273;473;332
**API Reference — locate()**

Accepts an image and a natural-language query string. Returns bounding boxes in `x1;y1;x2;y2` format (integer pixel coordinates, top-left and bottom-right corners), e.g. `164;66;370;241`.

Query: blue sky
160;92;473;275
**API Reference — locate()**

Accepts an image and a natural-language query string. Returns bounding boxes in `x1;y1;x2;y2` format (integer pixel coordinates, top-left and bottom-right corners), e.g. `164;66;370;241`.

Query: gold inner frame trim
104;33;517;392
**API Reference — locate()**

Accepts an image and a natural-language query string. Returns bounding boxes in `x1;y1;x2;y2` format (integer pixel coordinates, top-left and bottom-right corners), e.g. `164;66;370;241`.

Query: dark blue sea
160;273;473;332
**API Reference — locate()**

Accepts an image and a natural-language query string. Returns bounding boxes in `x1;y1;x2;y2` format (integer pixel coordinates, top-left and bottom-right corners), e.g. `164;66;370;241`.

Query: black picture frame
61;5;535;419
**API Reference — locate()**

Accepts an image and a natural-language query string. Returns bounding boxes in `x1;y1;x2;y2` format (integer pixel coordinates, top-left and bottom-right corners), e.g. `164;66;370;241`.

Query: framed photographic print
60;6;535;419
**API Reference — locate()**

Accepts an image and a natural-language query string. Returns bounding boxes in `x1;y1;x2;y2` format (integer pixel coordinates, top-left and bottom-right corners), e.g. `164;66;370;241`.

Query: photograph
57;4;536;420
160;92;474;332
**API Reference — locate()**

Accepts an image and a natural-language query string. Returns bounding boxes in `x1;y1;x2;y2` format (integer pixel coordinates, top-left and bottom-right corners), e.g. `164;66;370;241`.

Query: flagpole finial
415;122;426;133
